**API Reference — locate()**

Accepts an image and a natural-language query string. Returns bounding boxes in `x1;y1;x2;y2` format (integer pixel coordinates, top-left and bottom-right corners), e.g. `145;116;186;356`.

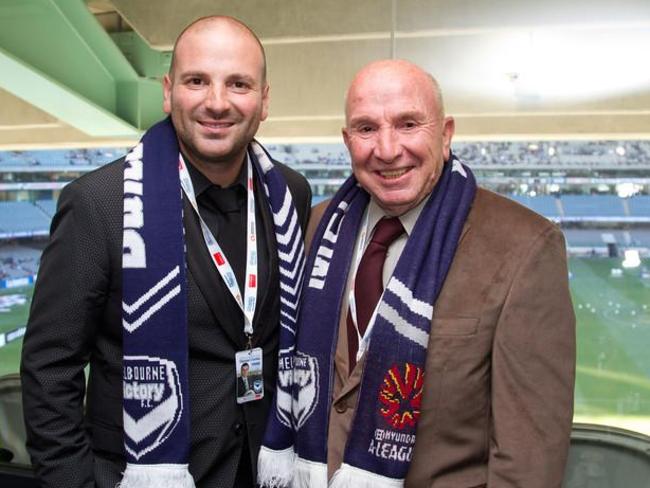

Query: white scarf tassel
329;463;404;488
117;463;196;488
257;445;297;487
291;457;328;487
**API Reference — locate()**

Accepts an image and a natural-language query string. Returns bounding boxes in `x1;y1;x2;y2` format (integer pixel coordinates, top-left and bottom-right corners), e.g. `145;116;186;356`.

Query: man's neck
183;150;247;187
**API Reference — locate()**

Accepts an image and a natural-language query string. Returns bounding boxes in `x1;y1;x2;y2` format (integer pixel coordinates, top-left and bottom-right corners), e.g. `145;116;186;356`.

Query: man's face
163;22;269;171
241;364;249;377
343;62;454;216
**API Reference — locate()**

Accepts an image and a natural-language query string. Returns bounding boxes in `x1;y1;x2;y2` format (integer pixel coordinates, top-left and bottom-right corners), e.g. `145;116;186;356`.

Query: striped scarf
259;154;476;487
120;118;305;487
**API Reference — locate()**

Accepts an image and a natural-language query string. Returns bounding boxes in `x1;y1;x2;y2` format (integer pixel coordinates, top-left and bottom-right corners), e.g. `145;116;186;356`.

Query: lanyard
348;210;388;361
178;155;258;336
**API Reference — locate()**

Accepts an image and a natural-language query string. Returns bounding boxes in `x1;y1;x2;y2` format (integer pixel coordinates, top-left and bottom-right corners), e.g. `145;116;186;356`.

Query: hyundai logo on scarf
367;428;415;463
123;143;146;268
123;356;183;460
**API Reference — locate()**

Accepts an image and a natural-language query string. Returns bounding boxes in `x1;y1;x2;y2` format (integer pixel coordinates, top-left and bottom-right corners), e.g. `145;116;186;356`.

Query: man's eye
401;121;417;130
358;126;374;134
188;78;204;86
232;81;250;90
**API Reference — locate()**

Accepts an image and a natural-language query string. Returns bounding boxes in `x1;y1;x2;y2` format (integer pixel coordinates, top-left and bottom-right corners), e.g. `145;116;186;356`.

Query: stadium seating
0;464;37;488
562;229;650;248
0;245;41;279
0;375;38;487
563;424;650;487
1;141;649;171
0;148;125;168
509;195;561;217
0;374;29;465
34;200;56;218
628;195;650;218
0;202;50;236
561;195;627;218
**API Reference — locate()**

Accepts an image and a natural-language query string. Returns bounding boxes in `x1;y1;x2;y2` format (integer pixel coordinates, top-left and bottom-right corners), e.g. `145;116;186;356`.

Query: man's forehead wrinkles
349;107;426;123
174;62;263;84
177;69;206;77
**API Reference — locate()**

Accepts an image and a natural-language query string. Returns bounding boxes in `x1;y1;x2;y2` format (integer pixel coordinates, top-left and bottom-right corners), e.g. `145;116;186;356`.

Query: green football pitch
1;258;649;433
569;258;650;435
0;285;33;377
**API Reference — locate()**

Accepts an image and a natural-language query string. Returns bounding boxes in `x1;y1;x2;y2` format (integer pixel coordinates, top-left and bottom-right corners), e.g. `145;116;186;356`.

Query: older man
21;16;310;488
259;59;574;488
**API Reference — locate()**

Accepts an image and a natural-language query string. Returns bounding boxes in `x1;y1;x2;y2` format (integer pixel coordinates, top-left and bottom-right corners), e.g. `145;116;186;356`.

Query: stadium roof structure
0;0;649;149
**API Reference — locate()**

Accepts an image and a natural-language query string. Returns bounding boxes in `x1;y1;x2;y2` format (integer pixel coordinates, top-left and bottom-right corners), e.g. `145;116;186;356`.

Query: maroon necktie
347;217;405;372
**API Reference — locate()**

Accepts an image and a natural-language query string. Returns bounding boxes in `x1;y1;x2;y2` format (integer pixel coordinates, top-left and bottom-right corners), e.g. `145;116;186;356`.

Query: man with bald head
259;60;574;487
22;16;310;488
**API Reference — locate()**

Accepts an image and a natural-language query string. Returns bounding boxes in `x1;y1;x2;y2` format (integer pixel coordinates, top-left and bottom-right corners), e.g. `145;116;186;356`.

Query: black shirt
185;157;270;320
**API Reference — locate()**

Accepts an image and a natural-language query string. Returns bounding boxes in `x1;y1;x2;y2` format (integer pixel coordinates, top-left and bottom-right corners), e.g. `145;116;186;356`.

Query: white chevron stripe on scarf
385;278;434;319
376;301;430;349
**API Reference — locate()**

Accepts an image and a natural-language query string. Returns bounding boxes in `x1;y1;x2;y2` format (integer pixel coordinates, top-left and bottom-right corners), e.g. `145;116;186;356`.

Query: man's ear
260;83;270;121
442;116;455;160
162;74;172;114
342;127;351;150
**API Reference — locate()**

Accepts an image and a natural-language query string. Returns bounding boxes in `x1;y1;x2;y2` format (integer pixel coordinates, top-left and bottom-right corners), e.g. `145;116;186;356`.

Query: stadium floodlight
616;182;641;198
622;250;641;269
597;183;610;193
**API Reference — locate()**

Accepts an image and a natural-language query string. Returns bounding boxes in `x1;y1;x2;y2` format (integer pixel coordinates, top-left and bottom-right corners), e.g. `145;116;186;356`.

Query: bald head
162;15;270;186
341;58;455;216
169;16;267;83
345;59;444;123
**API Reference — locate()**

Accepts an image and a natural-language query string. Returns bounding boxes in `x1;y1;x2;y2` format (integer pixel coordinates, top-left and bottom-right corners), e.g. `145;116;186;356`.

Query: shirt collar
366;193;430;238
184;152;250;197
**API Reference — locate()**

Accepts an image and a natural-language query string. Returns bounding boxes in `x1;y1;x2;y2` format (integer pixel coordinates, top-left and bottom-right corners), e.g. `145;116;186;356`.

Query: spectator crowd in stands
1;141;649;172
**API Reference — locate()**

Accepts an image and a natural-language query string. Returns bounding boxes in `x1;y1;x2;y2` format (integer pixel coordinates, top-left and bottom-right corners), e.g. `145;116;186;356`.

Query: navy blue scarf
259;155;476;487
120;118;305;487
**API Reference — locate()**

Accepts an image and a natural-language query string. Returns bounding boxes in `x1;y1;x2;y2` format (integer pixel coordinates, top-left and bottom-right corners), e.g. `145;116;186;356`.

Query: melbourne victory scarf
259;154;476;487
120;118;305;487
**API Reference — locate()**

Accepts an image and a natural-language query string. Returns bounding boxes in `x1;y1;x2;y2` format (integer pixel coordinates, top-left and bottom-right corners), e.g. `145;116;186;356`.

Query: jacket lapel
251;178;280;346
183;197;248;348
332;302;365;401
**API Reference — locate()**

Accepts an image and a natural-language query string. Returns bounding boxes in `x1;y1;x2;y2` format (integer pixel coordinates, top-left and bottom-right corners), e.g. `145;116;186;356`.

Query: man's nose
204;84;230;113
374;127;402;163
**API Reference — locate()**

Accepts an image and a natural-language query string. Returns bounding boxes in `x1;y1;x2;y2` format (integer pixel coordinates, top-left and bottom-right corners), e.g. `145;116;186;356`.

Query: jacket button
334;401;347;413
233;422;243;435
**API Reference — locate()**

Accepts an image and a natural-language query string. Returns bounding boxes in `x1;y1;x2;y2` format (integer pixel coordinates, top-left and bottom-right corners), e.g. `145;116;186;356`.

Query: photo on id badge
236;347;264;404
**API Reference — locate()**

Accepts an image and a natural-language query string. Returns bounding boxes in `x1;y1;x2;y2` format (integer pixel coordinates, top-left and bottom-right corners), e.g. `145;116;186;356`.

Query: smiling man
21;16;310;488
259;60;575;488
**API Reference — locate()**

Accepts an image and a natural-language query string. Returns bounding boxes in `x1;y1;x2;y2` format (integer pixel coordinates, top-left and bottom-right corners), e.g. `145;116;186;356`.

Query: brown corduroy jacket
305;187;576;488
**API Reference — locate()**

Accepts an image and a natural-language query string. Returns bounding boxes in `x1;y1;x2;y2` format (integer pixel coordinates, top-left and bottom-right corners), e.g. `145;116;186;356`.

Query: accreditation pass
235;347;264;404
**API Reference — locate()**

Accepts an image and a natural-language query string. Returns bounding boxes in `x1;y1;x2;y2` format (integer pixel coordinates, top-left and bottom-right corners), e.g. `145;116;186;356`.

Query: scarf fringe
257;445;296;487
117;463;196;488
292;457;328;488
330;463;403;488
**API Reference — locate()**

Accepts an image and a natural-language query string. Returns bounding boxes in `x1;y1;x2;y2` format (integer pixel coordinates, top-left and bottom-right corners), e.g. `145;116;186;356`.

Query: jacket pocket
431;317;479;336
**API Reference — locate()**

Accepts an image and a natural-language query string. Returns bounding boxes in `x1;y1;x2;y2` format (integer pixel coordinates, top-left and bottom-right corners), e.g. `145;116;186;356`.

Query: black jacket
21;156;311;488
